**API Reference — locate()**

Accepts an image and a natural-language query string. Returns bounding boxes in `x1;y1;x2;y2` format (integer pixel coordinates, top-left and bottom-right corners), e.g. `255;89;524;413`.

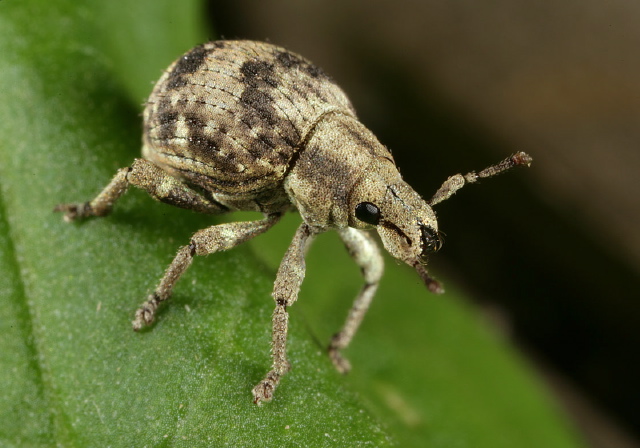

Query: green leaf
0;0;584;446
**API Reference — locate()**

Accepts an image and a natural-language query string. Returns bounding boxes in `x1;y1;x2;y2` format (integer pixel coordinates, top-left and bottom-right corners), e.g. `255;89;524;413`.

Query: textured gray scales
143;40;356;198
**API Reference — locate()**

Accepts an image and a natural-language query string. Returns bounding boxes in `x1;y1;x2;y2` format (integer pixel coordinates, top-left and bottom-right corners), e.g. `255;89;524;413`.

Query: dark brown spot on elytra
182;112;219;155
273;50;327;79
240;88;277;127
166;44;209;90
174;44;208;76
240;60;279;88
183;112;206;130
156;111;179;140
166;76;188;90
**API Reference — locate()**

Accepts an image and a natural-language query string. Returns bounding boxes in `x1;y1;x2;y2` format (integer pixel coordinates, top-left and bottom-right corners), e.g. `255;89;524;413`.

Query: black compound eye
355;202;381;225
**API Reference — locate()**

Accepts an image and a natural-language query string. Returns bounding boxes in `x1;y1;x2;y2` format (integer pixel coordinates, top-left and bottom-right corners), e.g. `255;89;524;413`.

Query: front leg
252;223;317;404
329;228;384;373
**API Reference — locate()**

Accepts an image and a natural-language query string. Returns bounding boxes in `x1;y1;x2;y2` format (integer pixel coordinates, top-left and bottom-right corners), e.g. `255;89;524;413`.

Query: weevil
54;40;532;404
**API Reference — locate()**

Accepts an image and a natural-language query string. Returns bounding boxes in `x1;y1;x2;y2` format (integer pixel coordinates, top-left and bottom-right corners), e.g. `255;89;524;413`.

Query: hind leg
54;158;227;221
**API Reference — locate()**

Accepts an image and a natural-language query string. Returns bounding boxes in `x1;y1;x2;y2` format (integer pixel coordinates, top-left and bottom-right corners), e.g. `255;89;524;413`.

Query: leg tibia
132;243;195;330
329;228;384;373
252;223;316;405
54;167;130;221
271;304;292;375
132;213;282;331
251;303;291;404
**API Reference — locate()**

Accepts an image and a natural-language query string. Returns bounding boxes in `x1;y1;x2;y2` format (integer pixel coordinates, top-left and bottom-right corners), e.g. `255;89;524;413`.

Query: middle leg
132;212;283;330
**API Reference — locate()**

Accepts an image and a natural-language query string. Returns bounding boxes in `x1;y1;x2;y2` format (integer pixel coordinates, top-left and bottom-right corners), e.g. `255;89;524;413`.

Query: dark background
205;2;640;447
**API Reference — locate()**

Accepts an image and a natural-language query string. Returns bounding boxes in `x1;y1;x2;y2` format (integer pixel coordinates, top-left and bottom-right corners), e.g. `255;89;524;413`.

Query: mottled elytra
54;40;532;404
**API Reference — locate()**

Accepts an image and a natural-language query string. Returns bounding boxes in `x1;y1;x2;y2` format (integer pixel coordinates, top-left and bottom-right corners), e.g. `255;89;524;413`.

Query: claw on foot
53;202;91;222
328;346;352;374
252;381;274;405
132;296;159;331
252;370;283;405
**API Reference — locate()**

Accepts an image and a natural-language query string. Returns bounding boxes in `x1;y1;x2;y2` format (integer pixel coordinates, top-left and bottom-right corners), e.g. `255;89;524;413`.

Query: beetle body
55;40;532;404
144;40;442;263
143;40;355;214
